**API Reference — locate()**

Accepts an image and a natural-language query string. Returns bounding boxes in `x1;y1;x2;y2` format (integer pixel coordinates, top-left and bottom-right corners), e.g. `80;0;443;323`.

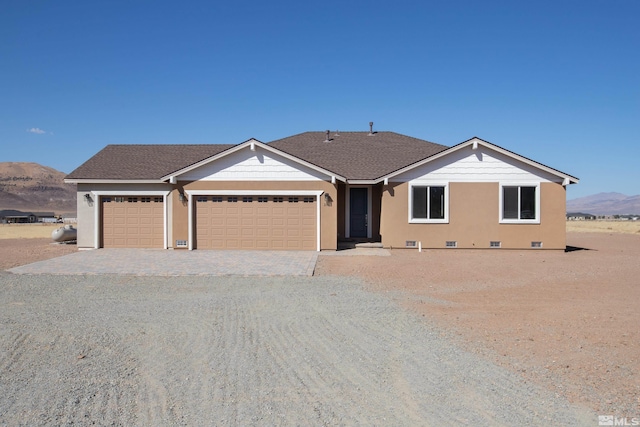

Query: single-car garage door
102;196;164;248
195;195;317;250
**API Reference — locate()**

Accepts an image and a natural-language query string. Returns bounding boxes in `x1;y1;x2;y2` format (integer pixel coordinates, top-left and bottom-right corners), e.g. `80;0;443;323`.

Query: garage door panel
196;195;317;250
102;196;164;248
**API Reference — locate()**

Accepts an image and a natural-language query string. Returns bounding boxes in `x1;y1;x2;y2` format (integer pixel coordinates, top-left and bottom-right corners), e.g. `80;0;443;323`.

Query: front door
349;188;368;238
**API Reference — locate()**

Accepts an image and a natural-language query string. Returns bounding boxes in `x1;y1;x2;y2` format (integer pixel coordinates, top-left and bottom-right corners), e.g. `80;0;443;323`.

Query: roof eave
64;179;167;184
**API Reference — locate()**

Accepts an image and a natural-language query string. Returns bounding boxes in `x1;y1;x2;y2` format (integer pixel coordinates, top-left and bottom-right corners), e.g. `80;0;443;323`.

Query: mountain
567;192;640;215
0;162;76;214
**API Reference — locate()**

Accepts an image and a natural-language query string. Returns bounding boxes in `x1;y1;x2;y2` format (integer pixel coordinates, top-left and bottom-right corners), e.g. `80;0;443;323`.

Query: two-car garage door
195;195;317;250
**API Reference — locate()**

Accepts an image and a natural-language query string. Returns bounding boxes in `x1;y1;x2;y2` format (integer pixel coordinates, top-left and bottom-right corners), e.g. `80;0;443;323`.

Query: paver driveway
7;248;318;276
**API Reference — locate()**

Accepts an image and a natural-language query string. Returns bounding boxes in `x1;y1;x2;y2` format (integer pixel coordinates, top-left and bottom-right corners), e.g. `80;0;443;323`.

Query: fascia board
162;138;346;183
185;190;324;196
64;179;165;184
378;137;579;184
346;180;377;185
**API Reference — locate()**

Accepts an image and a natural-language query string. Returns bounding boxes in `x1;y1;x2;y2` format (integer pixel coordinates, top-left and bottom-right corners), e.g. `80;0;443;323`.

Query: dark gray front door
350;188;368;238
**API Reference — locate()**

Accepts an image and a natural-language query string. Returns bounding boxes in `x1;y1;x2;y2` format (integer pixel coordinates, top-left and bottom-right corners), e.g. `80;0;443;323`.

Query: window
273;197;284;203
227;197;238;203
242;197;253;203
288;197;299;203
141;197;151;203
410;184;448;223
303;197;315;203
197;196;208;203
153;197;162;203
212;196;223;203
127;197;138;203
258;197;268;203
501;185;539;222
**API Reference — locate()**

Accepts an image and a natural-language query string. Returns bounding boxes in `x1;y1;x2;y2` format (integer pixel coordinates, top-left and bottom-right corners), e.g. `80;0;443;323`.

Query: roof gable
166;139;345;182
177;141;332;182
383;137;579;185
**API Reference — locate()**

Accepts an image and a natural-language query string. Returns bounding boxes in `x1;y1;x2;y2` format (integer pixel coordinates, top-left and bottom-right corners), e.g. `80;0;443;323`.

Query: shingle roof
66;144;235;180
65;132;448;181
269;131;448;180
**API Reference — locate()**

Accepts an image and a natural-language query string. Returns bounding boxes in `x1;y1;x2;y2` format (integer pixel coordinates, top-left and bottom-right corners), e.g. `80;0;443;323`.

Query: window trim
408;182;449;224
499;183;541;224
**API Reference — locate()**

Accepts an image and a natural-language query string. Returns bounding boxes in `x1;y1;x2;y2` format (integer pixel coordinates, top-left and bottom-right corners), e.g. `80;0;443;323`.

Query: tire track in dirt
0;275;596;425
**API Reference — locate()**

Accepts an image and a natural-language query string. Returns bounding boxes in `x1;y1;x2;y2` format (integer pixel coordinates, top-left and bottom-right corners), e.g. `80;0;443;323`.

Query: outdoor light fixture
179;192;185;202
324;193;332;203
84;194;93;203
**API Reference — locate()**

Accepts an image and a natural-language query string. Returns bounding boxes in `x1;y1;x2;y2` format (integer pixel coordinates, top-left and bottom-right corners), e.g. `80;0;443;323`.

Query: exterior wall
380;181;567;249
76;183;172;249
174;180;338;250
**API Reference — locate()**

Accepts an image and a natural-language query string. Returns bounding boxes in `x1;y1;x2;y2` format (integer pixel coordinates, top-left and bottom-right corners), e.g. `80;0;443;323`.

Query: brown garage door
102;196;164;248
195;195;317;250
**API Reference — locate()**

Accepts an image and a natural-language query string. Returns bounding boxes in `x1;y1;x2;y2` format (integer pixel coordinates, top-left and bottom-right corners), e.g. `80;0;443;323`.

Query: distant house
567;213;596;221
65;130;579;251
0;210;56;223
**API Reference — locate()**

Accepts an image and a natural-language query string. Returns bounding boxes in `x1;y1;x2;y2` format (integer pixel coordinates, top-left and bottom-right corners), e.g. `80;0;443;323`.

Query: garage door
102;196;164;248
195;195;317;250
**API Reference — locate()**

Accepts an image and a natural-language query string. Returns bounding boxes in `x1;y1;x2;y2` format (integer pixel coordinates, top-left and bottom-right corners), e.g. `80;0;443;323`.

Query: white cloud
27;127;46;134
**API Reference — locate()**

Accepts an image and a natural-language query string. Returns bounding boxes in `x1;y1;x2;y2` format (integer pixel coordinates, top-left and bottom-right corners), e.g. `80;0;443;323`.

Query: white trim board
91;190;171;250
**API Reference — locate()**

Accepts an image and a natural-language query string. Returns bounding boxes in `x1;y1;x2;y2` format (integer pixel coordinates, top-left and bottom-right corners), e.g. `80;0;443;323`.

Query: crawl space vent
405;240;417;248
445;241;457;248
531;241;543;248
176;240;188;248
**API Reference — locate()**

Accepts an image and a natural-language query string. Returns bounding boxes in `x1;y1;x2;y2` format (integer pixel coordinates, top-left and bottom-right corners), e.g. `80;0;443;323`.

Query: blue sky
1;0;638;199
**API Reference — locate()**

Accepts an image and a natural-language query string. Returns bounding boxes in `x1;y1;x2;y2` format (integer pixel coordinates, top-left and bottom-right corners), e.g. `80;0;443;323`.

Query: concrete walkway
8;249;319;276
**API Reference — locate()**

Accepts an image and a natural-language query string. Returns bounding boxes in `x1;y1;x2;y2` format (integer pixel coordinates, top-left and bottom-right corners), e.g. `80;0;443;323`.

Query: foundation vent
490;241;501;248
176;240;188;248
405;240;417;248
531;241;543;248
445;241;457;248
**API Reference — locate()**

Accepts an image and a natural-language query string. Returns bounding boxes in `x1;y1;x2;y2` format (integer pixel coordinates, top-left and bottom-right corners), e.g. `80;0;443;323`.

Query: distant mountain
567;192;640;215
0;162;76;214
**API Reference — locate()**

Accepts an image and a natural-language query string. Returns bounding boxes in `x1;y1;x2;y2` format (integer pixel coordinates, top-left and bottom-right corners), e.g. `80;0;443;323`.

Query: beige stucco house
65;130;578;251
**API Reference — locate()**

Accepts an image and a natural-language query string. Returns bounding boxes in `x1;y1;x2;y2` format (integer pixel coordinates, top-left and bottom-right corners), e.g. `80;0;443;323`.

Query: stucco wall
380;182;567;249
76;183;172;249
174;180;338;250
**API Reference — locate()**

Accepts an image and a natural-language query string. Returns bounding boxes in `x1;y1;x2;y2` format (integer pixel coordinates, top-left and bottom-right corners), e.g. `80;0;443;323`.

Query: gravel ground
0;273;594;426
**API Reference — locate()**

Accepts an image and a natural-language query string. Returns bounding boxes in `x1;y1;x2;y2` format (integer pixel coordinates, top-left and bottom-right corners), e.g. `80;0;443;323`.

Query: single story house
65;128;578;251
0;210;57;223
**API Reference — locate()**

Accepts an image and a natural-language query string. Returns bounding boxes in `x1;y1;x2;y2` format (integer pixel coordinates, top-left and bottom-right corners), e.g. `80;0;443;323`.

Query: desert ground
1;221;638;420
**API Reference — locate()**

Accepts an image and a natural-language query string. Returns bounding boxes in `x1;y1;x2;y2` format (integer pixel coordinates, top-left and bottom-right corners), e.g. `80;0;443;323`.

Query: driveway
7;248;319;276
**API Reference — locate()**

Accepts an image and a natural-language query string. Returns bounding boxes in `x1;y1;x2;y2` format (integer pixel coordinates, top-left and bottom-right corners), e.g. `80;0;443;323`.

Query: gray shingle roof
66;144;235;180
65;132;448;181
269;131;448;180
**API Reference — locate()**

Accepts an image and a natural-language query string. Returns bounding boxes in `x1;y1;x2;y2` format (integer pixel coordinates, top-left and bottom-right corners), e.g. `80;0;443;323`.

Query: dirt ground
316;232;640;416
2;223;639;416
0;239;77;270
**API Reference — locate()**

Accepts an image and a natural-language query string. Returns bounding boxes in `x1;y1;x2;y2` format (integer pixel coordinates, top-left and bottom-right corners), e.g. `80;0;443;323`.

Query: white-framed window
500;184;540;223
409;183;448;223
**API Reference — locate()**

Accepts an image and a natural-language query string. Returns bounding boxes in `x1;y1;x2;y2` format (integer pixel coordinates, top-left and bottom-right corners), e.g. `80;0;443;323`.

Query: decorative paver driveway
8;249;319;276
